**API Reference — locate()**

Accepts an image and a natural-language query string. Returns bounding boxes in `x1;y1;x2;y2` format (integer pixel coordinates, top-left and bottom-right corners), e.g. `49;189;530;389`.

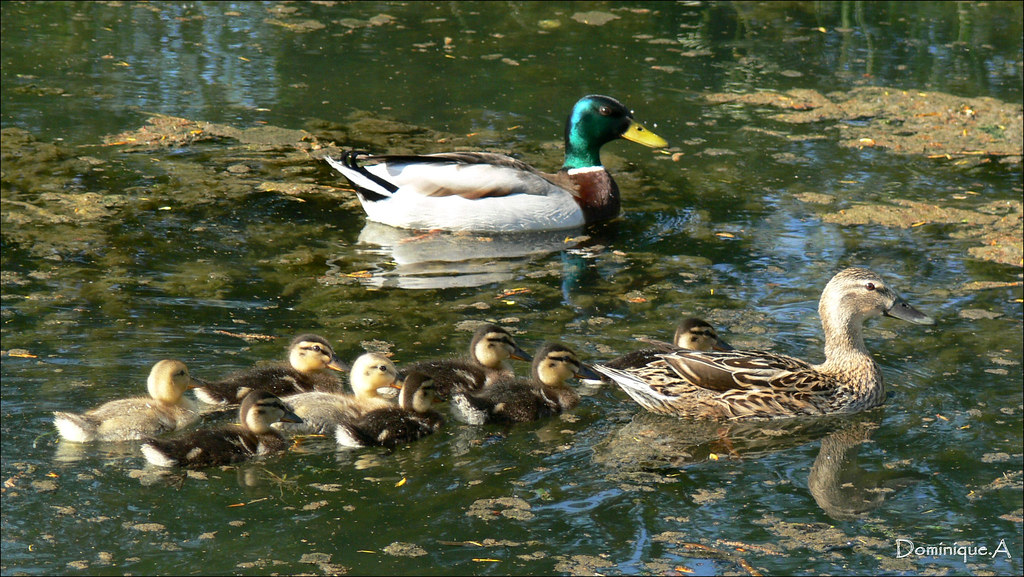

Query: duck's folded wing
660;350;815;393
328;152;565;200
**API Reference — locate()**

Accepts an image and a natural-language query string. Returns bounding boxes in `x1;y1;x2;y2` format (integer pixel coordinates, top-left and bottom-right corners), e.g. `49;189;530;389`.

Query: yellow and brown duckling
193;334;348;405
600;317;733;372
399;323;532;400
53;359;200;443
593;268;935;420
335;371;445;449
276;352;401;436
140;390;301;468
450;343;600;425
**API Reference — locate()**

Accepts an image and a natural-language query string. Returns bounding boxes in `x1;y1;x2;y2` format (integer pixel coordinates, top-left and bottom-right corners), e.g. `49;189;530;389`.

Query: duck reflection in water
324;222;590;291
592;414;921;520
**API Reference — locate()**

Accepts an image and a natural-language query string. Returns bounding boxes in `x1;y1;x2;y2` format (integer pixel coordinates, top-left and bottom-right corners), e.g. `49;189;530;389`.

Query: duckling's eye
865;282;876;291
377;365;389;372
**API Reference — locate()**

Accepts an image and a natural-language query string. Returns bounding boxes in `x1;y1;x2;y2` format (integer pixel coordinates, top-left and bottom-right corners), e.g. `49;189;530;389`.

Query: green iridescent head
562;95;667;170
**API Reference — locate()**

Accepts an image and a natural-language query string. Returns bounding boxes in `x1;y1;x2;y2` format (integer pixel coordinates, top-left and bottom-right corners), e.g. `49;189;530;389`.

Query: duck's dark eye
865;282;876;291
599;106;612;116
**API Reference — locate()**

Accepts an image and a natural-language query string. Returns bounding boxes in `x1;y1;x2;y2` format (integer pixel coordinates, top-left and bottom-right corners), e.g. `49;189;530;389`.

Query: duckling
276;352;401;435
335;371;444;449
602;317;734;371
450;343;601;425
400;323;532;400
593;268;935;419
193;334;348;405
53;359;200;443
140;390;301;468
325;95;667;232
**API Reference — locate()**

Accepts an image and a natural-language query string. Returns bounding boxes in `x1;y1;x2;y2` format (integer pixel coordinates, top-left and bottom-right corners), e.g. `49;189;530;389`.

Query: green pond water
2;1;1022;575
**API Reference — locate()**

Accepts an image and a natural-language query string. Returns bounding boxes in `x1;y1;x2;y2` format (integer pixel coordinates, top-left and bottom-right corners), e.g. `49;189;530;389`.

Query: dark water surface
2;2;1022;575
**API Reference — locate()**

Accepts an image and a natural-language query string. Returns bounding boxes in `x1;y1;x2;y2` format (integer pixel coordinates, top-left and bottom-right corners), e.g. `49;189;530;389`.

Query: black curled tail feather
337;150;396;201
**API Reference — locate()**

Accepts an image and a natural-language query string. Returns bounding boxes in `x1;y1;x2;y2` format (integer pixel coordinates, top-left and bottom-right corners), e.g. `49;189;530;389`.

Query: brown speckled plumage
594;268;934;419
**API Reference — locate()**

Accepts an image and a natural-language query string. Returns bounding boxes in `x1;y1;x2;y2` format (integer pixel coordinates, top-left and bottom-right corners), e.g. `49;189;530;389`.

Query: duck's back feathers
335;406;444;449
328;153;583;232
399;358;489;400
193;334;346;405
193;366;341;404
660;349;818;392
141;425;288;468
279;391;393;435
53;398;198;443
450;377;562;425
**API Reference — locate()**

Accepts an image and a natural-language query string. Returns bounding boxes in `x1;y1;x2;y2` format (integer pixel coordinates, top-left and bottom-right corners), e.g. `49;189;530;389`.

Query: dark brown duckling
335;371;444;449
449;342;600;425
193;334;348;405
399;323;532;400
140;391;301;468
600;317;733;372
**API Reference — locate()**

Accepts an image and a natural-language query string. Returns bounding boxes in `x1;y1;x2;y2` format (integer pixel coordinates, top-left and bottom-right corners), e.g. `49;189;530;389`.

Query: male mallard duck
335;371;445;449
276;352;401;435
324;95;667;232
193;334;348;405
53;359;200;443
592;268;935;420
601;317;734;372
450;343;601;425
141;390;301;468
399;323;532;400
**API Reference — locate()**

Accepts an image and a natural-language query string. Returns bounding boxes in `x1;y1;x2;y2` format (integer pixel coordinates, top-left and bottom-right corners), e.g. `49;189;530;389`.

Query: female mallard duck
399;323;532;400
193;334;348;405
335;371;445;449
592;268;935;420
450;343;601;425
601;317;734;371
53;359;201;443
324;95;667;232
141;390;301;468
276;352;401;435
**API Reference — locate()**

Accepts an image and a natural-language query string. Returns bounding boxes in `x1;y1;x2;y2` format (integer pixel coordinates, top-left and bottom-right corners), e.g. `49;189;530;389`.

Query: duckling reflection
331;222;583;289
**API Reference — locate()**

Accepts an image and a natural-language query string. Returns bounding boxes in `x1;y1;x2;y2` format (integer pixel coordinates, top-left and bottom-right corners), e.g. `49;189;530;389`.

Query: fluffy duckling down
53;359;200;443
141;390;300;468
193;334;348;405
